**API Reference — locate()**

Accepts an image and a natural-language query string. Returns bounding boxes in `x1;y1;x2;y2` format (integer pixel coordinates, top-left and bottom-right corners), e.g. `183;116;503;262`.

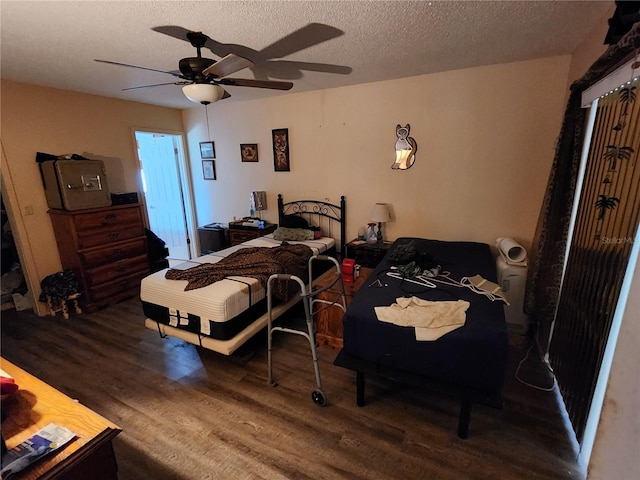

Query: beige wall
0;80;184;314
2;57;571;315
184;55;570;254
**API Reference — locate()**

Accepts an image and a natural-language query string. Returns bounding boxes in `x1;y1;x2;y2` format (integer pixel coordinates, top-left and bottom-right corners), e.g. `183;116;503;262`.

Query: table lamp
250;191;267;219
369;203;392;243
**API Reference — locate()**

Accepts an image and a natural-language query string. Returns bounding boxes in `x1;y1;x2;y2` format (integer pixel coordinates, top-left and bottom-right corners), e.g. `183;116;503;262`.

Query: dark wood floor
1;298;584;480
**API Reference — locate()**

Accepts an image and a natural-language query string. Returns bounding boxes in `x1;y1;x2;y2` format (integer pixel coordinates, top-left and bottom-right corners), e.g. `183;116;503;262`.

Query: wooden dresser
48;204;149;312
0;358;122;479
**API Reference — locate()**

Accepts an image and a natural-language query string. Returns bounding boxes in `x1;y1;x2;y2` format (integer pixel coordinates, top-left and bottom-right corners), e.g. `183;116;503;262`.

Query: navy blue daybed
334;237;509;438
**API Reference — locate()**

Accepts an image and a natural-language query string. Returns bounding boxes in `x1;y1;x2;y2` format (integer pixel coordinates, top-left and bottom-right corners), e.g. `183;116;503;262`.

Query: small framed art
272;128;290;172
202;160;216;180
200;141;215;159
240;143;258;162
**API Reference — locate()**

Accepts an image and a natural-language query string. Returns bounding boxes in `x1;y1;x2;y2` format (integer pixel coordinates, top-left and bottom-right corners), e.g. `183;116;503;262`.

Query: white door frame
130;127;198;260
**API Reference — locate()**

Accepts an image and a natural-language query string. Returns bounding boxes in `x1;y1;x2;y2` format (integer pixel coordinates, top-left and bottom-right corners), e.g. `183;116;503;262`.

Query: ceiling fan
96;24;350;105
152;23;352;82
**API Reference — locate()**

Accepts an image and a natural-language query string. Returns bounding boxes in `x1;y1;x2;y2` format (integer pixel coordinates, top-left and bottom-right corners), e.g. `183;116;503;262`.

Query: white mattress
140;235;335;333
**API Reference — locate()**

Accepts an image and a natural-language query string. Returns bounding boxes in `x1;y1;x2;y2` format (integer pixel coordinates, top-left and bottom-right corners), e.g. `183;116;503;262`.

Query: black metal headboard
277;194;347;254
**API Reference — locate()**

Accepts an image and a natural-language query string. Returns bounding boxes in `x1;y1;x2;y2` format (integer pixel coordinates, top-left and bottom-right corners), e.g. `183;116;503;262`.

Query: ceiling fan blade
274;60;352;75
202;54;254;78
218;78;293;91
151;25;194;43
122;82;190;91
153;25;255;60
95;59;182;78
259;23;344;60
254;60;353;80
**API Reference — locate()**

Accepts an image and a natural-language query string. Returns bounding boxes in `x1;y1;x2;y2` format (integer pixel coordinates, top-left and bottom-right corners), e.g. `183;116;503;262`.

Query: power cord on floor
515;342;556;392
513;323;556;392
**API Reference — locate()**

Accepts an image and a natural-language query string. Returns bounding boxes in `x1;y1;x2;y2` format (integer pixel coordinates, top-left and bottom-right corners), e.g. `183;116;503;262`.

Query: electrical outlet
24;204;34;215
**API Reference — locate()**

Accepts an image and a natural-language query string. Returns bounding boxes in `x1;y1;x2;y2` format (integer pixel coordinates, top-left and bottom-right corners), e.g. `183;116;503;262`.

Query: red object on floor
342;258;355;283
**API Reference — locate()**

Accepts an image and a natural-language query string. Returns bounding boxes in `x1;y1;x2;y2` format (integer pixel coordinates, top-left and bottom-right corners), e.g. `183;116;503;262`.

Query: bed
334;237;509;438
141;194;346;356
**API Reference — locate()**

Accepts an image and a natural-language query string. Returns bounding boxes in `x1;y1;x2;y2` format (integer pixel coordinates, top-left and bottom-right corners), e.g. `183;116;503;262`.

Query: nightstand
345;239;393;268
198;223;230;254
314;267;373;348
228;220;277;246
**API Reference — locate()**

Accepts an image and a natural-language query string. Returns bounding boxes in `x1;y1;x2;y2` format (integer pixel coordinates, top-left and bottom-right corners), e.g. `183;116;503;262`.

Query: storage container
40;158;111;210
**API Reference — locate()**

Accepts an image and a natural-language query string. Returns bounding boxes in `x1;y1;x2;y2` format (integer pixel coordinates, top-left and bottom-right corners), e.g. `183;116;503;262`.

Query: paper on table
1;423;75;477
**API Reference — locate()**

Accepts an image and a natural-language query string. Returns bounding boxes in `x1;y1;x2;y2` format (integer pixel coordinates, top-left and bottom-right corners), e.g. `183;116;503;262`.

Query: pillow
309;226;323;239
279;214;309;229
273;227;314;241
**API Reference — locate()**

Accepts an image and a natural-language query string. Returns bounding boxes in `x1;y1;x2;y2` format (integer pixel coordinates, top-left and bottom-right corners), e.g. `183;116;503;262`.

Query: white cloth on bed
374;296;469;341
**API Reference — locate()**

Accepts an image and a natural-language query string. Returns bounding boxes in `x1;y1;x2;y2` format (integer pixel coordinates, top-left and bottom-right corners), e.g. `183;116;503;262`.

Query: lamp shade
251;191;267;211
182;84;225;105
370;203;391;223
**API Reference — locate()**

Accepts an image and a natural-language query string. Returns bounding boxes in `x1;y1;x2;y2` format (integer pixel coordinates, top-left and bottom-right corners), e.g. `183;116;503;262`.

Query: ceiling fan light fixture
182;84;225;105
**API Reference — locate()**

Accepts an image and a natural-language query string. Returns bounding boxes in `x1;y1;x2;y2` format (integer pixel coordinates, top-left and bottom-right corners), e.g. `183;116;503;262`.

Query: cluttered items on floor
38;270;82;319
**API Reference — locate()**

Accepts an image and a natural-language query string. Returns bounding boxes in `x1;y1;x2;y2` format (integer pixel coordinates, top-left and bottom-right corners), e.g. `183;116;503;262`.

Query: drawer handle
105;214;116;221
113;249;123;256
108;232;120;240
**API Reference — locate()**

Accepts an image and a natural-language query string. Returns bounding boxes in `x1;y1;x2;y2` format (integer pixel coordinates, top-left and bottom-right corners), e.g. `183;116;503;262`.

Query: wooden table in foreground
0;358;122;480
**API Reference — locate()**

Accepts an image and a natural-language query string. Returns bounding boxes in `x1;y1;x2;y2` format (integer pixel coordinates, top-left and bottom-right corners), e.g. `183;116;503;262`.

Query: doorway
1;194;27;311
134;130;195;261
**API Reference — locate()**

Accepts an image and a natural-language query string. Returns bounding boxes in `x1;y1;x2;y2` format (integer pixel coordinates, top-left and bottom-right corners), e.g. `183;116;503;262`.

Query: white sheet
374;297;469;341
140;235;335;327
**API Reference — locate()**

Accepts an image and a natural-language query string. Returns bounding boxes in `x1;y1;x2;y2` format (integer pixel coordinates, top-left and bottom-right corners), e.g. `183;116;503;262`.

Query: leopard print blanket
164;242;313;301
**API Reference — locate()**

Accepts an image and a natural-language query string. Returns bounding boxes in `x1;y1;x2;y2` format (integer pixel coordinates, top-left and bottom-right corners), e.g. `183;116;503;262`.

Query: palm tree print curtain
525;23;640;355
525;22;640;444
549;73;640;443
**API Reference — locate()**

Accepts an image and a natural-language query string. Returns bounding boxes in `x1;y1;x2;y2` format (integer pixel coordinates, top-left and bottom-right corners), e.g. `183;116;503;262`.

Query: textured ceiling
1;0;613;109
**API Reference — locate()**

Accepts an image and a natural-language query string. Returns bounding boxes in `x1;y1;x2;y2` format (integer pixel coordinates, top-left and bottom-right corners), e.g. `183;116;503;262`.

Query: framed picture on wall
200;141;215;159
202;160;216;180
240;143;258;162
272;128;290;172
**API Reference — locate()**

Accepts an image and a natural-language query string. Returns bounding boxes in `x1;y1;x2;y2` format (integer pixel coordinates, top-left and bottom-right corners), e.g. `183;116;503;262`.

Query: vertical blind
549;76;640;443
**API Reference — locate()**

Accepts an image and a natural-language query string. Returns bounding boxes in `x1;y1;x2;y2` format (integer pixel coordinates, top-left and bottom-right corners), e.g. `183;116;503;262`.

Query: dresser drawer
86;255;149;286
77;224;145;250
81;238;148;269
229;230;257;245
88;270;148;302
49;204;150;312
228;223;277;246
73;207;143;233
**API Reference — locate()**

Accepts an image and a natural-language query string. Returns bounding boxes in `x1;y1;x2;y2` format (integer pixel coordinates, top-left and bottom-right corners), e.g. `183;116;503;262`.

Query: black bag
38;270;81;303
389;241;435;269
